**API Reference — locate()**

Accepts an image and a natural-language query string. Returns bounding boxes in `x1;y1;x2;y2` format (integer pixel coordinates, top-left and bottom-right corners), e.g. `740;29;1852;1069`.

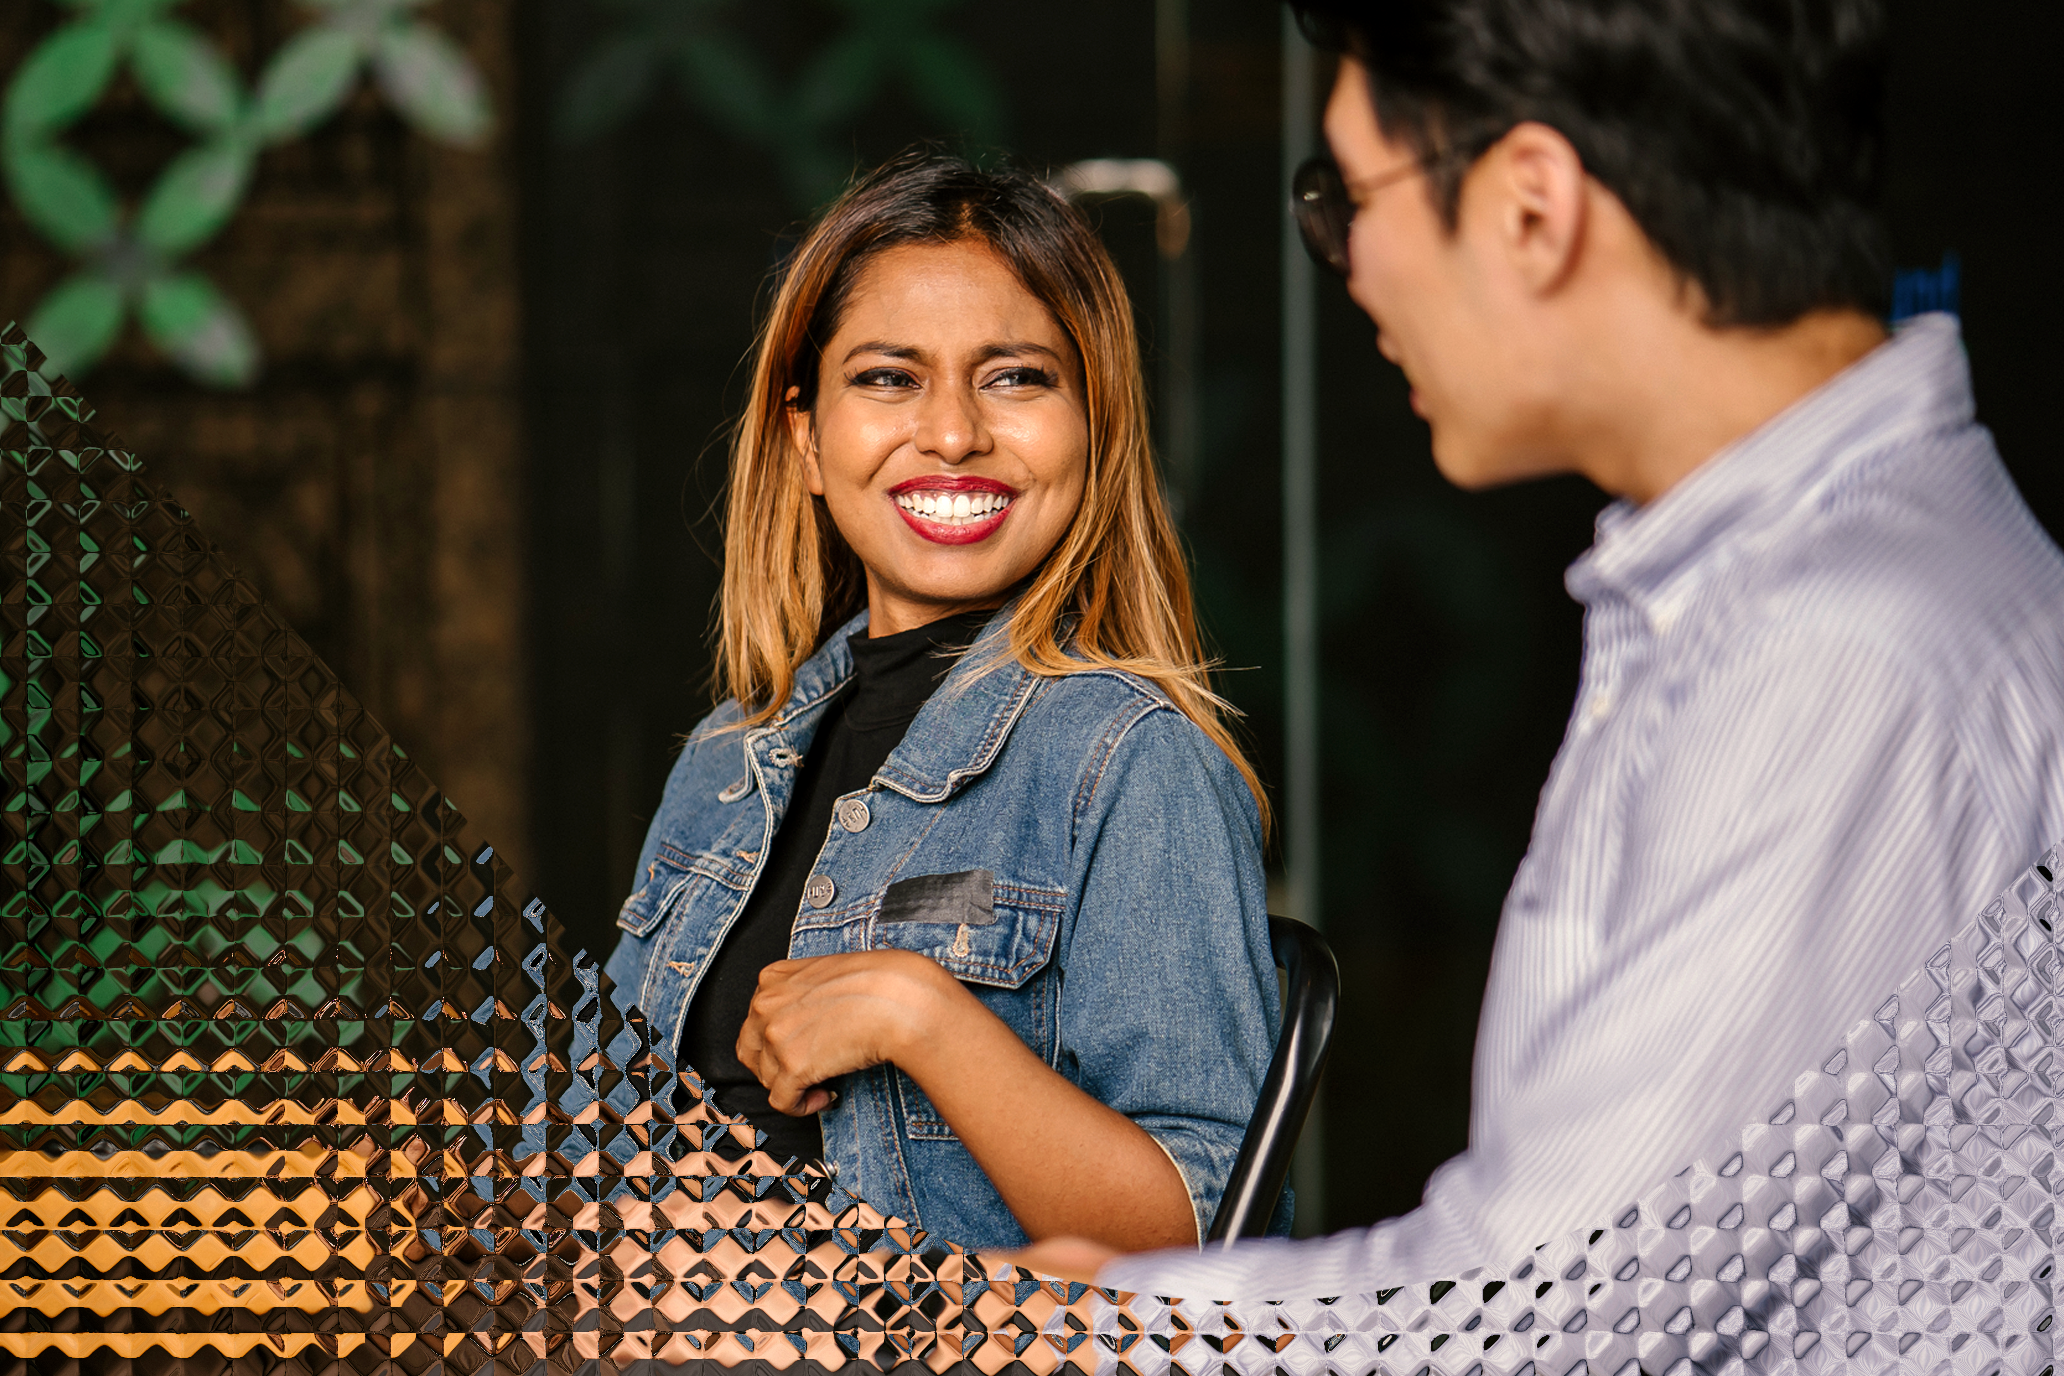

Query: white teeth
896;490;1014;525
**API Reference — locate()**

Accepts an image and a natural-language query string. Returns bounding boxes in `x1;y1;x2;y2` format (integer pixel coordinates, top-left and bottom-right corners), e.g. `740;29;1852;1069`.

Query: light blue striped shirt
1103;313;2064;1300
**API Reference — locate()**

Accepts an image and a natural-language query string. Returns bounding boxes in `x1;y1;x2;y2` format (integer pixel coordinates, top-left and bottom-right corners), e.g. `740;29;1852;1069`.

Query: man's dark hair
1293;0;1891;324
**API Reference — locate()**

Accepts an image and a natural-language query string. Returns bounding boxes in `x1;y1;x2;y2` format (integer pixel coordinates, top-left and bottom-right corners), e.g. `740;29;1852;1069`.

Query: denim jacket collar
762;603;1042;804
763;609;867;732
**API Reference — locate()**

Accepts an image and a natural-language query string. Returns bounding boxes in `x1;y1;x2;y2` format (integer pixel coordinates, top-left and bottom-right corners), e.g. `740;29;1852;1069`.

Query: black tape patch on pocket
878;869;997;926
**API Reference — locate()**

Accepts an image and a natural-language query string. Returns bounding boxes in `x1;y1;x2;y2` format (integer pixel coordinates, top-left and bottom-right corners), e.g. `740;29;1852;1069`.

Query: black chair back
1205;915;1341;1243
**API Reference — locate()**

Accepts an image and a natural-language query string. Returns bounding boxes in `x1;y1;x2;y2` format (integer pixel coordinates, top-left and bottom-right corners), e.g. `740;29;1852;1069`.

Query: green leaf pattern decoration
2;0;494;387
557;0;1003;209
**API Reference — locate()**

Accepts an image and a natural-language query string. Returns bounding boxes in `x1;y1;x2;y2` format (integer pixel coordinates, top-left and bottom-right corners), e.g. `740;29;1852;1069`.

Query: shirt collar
767;601;1039;803
1565;312;1976;625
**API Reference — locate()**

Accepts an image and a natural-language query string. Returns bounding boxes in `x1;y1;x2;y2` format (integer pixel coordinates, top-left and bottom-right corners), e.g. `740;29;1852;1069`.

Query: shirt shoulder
1724;430;2064;713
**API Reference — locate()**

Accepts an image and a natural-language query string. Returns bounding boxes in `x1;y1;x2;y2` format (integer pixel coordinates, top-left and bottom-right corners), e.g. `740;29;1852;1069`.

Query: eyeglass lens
1292;157;1353;277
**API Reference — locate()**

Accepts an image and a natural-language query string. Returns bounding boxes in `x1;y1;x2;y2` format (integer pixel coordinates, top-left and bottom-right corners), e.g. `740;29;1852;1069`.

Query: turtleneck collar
842;608;998;731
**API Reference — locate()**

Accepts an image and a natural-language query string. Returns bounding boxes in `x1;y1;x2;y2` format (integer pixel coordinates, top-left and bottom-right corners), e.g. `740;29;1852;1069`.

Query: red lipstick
888;475;1019;545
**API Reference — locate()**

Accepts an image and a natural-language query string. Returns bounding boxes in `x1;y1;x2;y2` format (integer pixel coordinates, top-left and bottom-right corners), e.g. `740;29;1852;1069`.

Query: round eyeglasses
1291;153;1440;278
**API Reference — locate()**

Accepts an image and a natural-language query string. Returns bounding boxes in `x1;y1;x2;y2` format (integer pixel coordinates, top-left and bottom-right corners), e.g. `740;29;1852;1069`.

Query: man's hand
998;1236;1121;1284
735;948;965;1114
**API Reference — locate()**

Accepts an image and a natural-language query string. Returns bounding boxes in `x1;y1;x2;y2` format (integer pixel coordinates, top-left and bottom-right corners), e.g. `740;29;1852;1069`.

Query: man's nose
915;383;990;464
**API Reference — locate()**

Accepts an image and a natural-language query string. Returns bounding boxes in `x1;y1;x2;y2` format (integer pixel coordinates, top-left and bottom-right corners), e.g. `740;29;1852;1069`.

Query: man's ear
1482;121;1589;297
785;386;825;496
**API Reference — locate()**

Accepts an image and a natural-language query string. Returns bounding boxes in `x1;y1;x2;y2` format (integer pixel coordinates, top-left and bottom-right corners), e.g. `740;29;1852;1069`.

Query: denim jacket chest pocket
864;868;1067;1140
616;840;757;939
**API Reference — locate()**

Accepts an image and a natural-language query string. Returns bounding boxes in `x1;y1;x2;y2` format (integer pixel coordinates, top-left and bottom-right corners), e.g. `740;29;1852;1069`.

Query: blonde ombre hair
717;150;1267;826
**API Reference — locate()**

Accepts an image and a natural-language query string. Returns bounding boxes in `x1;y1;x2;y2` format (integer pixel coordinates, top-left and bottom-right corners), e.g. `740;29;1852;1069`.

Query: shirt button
804;874;836;908
837;797;871;833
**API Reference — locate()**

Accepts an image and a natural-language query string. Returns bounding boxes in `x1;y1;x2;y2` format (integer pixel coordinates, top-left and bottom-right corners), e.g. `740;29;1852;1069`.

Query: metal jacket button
837;797;871;833
804;874;836;908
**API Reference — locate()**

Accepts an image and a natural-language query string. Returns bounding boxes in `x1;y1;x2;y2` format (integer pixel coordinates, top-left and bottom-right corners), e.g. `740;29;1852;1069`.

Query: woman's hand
735;948;965;1115
737;946;1196;1252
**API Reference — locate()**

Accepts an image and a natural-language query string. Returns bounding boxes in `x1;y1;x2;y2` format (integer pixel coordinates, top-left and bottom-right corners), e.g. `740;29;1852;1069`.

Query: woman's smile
889;475;1019;544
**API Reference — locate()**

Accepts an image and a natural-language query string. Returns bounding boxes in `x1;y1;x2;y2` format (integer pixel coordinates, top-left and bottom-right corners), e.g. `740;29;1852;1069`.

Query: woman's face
792;240;1090;637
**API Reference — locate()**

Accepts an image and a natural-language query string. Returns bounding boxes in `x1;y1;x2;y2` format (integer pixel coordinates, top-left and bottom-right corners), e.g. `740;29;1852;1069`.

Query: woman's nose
914;383;990;464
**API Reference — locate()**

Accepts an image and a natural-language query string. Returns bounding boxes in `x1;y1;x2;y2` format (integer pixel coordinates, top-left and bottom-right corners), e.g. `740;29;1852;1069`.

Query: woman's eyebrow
973;342;1064;364
842;341;926;364
841;341;1066;365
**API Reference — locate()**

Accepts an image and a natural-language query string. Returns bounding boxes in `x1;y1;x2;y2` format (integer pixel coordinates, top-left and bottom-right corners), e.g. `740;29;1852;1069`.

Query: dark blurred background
3;0;2059;1237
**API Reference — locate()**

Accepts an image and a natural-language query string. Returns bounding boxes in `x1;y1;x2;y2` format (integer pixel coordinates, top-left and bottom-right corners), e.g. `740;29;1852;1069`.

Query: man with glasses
1020;0;2064;1298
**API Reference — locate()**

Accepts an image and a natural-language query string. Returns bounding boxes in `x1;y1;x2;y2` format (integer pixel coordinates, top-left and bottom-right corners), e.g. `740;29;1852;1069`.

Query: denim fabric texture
603;608;1281;1251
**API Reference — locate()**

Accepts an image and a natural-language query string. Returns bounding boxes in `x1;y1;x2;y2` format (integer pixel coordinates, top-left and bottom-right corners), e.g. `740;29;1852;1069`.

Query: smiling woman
792;240;1090;627
602;151;1283;1255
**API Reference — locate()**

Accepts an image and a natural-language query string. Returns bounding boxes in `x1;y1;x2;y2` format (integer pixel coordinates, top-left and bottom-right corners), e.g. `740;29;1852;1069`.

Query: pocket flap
618;841;756;938
616;855;697;937
868;873;1061;989
879;869;996;926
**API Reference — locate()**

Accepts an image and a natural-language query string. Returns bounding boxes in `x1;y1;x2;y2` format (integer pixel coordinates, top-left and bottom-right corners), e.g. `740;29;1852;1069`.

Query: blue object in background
1892;250;1962;322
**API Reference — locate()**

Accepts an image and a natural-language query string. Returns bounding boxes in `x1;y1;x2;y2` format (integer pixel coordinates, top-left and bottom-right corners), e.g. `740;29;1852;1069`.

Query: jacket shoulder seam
1071;697;1177;829
1036;663;1176;712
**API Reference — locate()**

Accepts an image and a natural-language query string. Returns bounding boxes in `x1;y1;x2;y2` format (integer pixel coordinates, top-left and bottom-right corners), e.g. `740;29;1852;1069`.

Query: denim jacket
603;610;1279;1250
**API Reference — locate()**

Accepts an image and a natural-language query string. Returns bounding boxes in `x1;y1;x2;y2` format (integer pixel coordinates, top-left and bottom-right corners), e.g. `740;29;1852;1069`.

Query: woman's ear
785;386;826;496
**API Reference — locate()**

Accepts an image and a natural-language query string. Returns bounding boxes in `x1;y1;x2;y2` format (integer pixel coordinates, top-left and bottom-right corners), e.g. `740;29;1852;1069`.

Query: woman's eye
852;368;918;389
986;366;1056;390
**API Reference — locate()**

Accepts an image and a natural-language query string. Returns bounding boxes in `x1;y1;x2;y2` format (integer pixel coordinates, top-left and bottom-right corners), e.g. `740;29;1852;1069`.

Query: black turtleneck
678;609;995;1163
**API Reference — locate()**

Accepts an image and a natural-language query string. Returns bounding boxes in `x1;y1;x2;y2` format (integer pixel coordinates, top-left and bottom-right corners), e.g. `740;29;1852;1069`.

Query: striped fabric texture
1103;313;2064;1301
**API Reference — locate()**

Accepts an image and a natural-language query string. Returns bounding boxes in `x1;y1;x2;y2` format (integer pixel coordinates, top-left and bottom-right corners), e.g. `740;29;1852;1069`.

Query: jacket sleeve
1058;700;1281;1244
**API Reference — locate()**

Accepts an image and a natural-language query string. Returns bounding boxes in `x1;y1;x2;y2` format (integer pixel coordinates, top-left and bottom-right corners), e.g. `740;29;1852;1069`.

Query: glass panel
4;316;2056;1372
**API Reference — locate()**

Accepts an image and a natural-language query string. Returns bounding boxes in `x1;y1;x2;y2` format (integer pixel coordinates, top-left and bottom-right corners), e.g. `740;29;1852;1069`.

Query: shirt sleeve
1101;625;2032;1299
1059;702;1281;1245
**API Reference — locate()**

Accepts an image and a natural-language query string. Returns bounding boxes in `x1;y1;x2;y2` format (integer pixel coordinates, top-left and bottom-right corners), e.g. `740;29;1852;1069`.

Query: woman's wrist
878;949;981;1076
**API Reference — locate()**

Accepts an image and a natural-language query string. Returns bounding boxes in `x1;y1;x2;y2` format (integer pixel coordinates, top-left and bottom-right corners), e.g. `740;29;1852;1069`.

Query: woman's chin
896;583;1018;612
870;535;1039;602
868;566;1024;625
